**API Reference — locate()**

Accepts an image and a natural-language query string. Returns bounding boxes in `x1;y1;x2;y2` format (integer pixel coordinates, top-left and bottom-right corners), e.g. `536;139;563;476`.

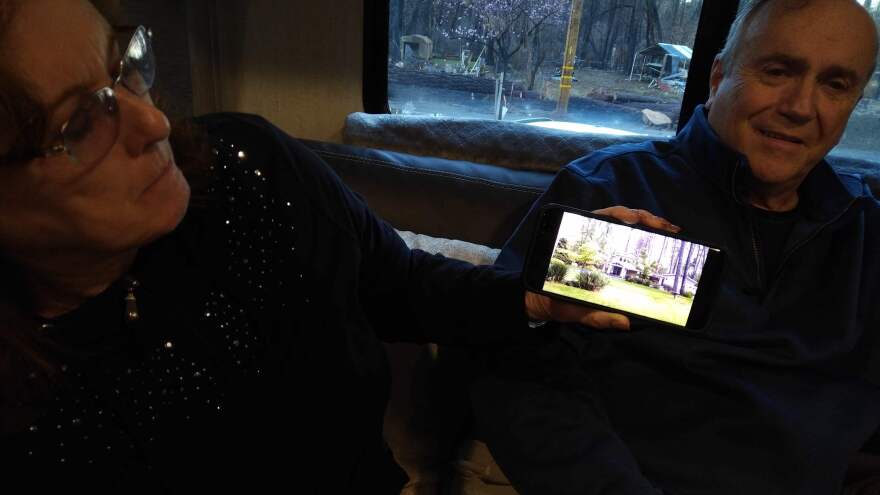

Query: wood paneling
121;0;364;143
209;0;364;143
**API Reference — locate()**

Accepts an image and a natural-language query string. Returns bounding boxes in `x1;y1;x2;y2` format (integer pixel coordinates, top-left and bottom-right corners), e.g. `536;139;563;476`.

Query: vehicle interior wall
108;0;365;143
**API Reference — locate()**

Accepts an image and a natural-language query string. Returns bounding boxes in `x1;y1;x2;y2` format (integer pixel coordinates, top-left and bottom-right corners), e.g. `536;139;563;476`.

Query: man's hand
524;206;681;331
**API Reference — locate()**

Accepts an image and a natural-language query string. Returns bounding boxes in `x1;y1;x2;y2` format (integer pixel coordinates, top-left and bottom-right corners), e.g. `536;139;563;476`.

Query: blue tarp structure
629;43;693;81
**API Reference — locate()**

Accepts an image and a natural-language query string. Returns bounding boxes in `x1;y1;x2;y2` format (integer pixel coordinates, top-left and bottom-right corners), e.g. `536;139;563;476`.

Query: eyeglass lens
62;26;155;164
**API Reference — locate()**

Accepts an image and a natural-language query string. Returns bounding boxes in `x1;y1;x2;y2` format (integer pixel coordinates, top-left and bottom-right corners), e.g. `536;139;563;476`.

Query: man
472;1;880;493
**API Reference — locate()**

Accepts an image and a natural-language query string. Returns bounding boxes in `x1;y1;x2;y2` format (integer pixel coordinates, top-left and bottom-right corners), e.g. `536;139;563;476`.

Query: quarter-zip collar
674;105;869;223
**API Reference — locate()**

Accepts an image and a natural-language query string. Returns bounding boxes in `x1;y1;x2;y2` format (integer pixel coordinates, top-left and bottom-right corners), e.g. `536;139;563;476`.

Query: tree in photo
634;246;660;286
575;240;601;267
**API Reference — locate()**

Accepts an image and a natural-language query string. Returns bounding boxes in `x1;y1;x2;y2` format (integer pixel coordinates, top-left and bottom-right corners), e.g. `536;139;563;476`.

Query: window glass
388;0;706;138
833;2;880;164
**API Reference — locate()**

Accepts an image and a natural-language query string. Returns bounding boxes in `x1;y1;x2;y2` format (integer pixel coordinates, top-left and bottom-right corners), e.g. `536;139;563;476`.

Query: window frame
363;0;390;114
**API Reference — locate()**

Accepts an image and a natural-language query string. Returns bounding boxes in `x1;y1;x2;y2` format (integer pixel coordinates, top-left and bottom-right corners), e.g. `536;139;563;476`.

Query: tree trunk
390;0;403;62
678;242;696;295
623;2;641;73
644;0;663;46
697;245;709;279
578;0;599;66
601;0;621;69
494;38;507;74
690;0;704;22
671;239;684;293
677;0;688;42
404;0;432;36
526;29;539;90
671;0;681;20
658;236;669;271
487;41;496;69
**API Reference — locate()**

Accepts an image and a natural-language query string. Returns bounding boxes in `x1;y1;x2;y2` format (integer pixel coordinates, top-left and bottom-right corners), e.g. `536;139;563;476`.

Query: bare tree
435;0;566;74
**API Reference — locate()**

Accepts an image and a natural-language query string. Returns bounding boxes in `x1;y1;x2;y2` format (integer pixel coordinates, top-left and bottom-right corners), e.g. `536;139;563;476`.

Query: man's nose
117;89;171;157
777;78;817;124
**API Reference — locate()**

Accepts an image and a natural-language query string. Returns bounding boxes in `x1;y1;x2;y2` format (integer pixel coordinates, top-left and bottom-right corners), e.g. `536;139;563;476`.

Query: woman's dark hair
0;0;213;428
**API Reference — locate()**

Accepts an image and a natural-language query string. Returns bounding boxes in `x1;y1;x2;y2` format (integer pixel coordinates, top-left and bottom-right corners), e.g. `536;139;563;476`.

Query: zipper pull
125;277;140;322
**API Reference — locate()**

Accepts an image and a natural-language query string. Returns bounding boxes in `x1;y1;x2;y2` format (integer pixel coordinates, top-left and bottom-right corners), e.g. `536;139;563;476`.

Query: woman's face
0;0;190;260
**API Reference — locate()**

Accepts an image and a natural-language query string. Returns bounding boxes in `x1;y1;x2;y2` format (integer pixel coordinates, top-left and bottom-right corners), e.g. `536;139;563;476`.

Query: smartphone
523;204;724;330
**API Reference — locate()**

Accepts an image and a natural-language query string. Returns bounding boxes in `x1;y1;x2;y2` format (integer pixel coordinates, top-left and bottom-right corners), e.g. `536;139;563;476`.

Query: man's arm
471;161;676;495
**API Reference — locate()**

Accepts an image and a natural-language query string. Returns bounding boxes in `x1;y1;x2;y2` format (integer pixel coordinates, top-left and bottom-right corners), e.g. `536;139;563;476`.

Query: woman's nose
116;88;171;157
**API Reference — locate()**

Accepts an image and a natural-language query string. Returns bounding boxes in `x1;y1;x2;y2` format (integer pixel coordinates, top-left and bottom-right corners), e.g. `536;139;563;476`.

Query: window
371;1;880;171
385;0;709;138
833;1;880;163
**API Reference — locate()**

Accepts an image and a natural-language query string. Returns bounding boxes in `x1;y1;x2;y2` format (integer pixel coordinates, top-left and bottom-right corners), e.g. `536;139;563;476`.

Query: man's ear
705;56;725;109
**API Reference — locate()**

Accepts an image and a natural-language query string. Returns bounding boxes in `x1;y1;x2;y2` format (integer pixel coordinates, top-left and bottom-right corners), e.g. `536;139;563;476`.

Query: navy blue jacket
476;106;880;494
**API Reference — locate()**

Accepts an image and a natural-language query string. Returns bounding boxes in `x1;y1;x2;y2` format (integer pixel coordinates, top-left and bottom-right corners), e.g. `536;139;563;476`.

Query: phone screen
540;210;720;327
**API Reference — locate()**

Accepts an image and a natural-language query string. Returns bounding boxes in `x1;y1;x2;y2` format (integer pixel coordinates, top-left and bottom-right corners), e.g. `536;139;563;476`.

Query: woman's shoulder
192;112;345;197
194;112;281;142
171;112;363;264
192;112;314;169
191;113;363;236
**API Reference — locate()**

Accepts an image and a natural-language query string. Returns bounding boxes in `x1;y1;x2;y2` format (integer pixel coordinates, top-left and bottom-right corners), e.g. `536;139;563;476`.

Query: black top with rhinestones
0;113;529;493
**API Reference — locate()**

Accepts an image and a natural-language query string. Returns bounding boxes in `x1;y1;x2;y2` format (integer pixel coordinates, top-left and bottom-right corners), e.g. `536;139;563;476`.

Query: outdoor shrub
682;289;695;298
626;273;652;286
576;268;610;291
547;259;569;282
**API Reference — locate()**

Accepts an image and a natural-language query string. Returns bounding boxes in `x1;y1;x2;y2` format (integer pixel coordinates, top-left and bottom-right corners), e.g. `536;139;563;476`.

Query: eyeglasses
40;25;156;165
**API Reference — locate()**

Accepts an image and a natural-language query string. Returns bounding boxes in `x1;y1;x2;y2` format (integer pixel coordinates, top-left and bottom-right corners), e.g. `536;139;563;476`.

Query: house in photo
604;253;638;279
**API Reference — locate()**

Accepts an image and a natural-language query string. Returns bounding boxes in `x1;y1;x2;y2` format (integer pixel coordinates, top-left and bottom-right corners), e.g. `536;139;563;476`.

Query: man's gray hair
717;0;804;70
717;0;878;76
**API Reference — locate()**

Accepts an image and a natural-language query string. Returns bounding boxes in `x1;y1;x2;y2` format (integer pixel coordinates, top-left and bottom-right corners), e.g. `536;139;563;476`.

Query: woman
0;0;643;492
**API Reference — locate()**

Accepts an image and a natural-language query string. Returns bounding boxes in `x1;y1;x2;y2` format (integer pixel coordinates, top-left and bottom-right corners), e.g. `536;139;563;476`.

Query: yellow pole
556;0;584;114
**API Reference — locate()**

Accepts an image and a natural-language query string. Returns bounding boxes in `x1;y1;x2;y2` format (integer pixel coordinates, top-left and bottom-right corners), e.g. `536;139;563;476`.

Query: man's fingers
592;206;680;233
581;310;631;330
524;292;631;331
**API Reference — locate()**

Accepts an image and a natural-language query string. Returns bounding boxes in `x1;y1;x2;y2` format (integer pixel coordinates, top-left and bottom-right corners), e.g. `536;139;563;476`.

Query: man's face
707;0;878;196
